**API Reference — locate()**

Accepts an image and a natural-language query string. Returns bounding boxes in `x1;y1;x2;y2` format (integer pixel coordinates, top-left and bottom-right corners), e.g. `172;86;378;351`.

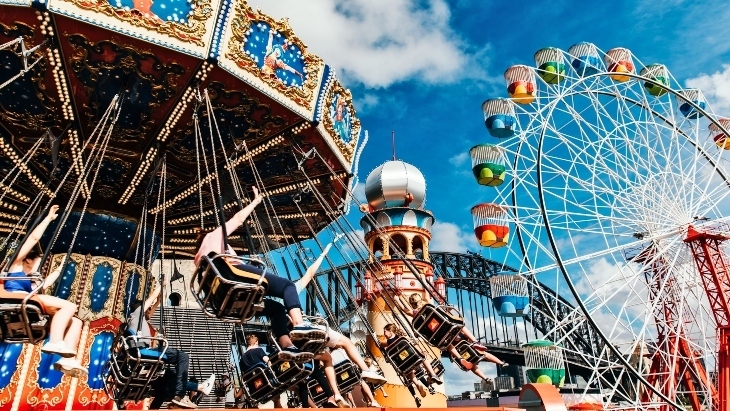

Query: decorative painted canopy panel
0;1;362;253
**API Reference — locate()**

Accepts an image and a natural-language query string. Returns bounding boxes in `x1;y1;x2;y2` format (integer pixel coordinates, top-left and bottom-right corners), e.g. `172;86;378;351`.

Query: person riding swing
1;205;87;376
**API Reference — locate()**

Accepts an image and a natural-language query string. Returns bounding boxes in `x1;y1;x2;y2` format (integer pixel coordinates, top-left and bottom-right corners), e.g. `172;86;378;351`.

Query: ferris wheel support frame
685;225;730;411
526;71;730;411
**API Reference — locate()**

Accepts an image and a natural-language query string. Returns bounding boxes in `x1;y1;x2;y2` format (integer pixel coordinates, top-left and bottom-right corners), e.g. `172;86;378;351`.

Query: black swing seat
0;276;49;344
333;357;362;396
452;340;484;372
192;253;269;323
103;326;168;404
414;358;445;380
241;356;313;405
412;303;465;350
384;336;424;375
241;361;281;404
307;377;330;407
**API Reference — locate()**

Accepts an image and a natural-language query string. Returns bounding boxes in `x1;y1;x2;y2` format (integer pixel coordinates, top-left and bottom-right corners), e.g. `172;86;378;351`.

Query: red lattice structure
631;245;715;411
685;224;730;411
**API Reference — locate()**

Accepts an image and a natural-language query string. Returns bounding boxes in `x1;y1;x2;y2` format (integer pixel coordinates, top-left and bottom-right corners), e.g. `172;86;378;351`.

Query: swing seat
384;336;424;375
411;304;464;349
270;355;314;385
241;362;280;404
0;277;49;344
414;358;445;380
103;327;168;404
307;377;330;407
334;358;362;395
452;340;484;372
192;253;268;323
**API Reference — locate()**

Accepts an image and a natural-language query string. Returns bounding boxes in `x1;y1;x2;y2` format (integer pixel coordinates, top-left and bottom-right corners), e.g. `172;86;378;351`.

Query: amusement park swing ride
0;0;729;410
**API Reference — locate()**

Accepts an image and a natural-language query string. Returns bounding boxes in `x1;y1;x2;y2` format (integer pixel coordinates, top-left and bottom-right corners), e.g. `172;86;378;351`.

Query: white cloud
429;221;479;253
448;152;468;167
246;0;484;88
686;64;730;113
356;93;379;114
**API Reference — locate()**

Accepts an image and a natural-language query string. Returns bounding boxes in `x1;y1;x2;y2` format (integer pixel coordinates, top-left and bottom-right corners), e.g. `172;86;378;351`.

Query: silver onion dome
364;161;426;210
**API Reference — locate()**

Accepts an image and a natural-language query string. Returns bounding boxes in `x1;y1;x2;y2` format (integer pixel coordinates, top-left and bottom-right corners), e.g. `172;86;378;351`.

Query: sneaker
501;362;509;368
54;358;88;378
428;386;435;395
472;343;488;353
335;394;351;408
429;375;443;385
371;400;382;407
416;382;427;397
171;396;197;409
362;370;387;384
290;324;327;341
276;346;314;363
414;397;422;408
201;374;215;395
459;358;474;370
42;341;76;358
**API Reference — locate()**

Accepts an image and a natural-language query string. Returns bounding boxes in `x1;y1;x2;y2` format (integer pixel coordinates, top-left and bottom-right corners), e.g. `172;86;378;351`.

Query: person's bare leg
482;351;506;366
317;352;341;397
471;365;490;381
422;359;437;378
63;317;82;350
38;295;76;343
460;327;477;342
447;344;460;359
360;381;376;404
272;396;283;408
289;308;303;326
336;338;368;370
278;334;294;348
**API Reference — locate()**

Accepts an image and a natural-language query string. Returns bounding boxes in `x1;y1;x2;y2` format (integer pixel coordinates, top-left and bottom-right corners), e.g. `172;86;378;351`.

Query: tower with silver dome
358;160;446;408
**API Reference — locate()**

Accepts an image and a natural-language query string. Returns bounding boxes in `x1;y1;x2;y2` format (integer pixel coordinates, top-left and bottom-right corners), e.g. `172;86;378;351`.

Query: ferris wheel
475;43;730;410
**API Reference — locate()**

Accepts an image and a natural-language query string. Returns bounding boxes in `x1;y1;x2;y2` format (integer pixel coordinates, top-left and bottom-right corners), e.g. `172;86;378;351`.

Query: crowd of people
1;191;506;409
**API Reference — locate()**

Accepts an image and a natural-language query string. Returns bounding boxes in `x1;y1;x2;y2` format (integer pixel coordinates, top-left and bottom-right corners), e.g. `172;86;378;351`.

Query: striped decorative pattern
151;307;234;409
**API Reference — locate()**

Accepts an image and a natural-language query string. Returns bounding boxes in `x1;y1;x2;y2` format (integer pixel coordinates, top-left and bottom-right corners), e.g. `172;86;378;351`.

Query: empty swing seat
307;377;330;407
241;362;280;404
103;327;168;405
192;253;268;323
412;304;464;349
453;340;484;372
0;277;49;344
384;336;424;375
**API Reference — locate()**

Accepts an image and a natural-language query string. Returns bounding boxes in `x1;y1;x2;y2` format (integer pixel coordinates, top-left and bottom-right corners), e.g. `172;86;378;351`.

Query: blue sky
248;0;730;395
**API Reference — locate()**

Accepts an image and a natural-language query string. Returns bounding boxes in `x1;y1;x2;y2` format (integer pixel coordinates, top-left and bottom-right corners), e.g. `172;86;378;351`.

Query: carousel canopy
0;0;362;256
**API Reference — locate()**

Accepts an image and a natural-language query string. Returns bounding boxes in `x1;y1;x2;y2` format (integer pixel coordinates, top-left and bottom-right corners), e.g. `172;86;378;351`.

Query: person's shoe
428;385;436;395
335;394;351;408
371;400;382;407
171;396;197;409
42;341;76;358
501;362;509;368
472;343;488;353
276;346;314;363
414;397;422;408
362;370;388;384
201;373;215;395
53;358;88;378
459;358;474;370
429;375;443;385
290;323;327;341
416;382;427;397
381;390;389;398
